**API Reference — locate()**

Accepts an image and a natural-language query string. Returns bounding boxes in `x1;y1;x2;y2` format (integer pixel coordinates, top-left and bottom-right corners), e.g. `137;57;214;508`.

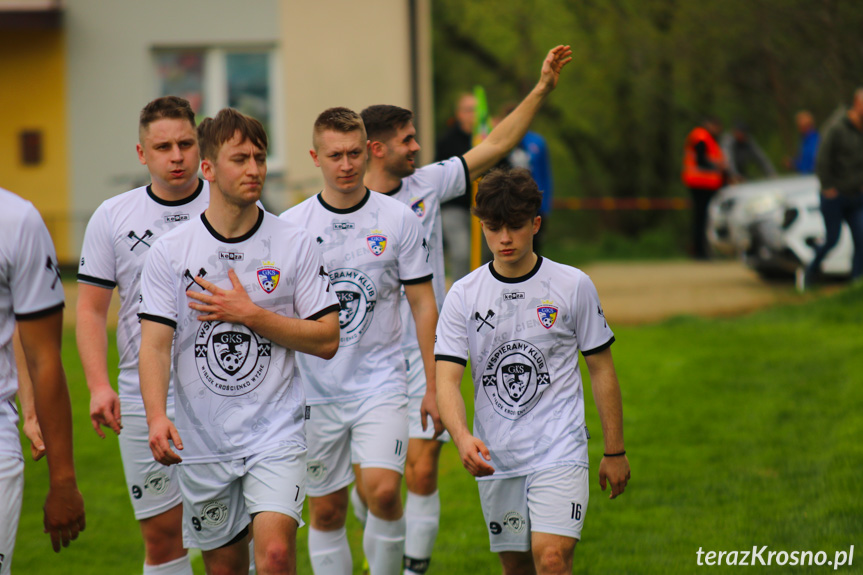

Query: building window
154;47;281;167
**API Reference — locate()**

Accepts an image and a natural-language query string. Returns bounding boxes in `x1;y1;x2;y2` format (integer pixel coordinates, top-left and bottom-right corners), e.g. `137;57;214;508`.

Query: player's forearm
32;363;78;485
13;327;37;424
411;300;439;396
75;306;112;393
138;327;173;424
435;363;470;440
586;351;626;453
243;308;339;359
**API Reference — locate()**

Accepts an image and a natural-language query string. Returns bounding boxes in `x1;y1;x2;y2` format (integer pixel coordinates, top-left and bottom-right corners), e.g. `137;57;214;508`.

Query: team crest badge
503;511;527;534
330;268;377;346
410;197;425;217
482;340;551;420
367;230;387;256
200;501;229;527
143;471;170;496
195;322;271;396
537;300;558;329
257;262;280;293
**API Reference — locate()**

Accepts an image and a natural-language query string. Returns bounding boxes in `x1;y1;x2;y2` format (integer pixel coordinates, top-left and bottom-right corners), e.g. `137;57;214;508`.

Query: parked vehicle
707;175;852;278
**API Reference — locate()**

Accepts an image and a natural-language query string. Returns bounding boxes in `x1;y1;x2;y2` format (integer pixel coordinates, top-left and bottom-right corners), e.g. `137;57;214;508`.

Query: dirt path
63;260;801;330
581;260;801;325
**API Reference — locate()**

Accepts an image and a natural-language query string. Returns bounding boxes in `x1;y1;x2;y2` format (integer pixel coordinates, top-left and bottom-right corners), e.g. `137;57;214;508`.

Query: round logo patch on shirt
330;268;377;346
195;321;271;396
481;340;551;420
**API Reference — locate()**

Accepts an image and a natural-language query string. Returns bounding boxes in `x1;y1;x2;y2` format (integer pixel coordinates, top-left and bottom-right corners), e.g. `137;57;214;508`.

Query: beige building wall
279;0;434;209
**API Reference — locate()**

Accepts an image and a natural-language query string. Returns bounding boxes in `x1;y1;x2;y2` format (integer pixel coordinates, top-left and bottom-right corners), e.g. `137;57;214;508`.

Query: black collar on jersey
317;188;371;214
384;181;403;196
201;206;264;244
489;255;543;283
146;178;204;206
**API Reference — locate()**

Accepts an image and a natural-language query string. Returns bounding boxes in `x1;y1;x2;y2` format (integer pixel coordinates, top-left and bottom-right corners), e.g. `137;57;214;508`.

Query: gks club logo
257;261;280;293
143;471;170;496
366;230;387;256
537;300;559;329
482;340;550;420
330;268;377;346
195;321;271;396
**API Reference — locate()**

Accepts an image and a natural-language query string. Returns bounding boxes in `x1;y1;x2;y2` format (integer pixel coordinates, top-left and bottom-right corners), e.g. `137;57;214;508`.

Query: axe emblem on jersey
475;309;496;332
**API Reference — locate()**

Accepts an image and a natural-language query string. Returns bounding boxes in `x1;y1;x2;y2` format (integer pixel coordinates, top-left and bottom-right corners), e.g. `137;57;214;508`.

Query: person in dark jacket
801;89;863;288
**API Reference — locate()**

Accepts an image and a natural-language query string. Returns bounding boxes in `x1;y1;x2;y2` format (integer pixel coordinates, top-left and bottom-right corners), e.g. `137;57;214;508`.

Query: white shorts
118;410;183;520
0;455;24;575
305;390;408;497
477;465;589;552
178;442;307;551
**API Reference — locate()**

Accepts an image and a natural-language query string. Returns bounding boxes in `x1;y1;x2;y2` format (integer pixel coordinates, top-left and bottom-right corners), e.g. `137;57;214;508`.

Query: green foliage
434;0;863;234
13;283;863;573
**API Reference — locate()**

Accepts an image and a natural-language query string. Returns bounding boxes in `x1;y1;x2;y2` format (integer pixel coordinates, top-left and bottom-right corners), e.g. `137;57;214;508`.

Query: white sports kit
280;189;432;494
138;208;338;548
384;156;467;439
0;189;65;574
77;180;209;519
435;257;615;548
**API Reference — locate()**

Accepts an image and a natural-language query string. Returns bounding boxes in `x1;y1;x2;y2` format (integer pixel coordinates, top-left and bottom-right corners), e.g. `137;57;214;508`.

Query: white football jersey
435;257;615;479
385;157;468;395
78;180;210;415
0;188;65;458
138;209;338;463
280;189;433;404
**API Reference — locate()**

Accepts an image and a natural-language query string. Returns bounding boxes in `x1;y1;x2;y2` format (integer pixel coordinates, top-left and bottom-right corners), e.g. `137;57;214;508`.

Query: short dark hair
473;168;542;228
313;107;366;149
360;105;413;143
139;96;196;139
197;108;268;161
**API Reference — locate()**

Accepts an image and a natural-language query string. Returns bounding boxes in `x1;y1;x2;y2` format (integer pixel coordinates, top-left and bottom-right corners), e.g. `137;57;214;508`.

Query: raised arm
403;280;441;436
436;359;494;477
462;45;572;180
584;347;630;499
185;269;339;359
76;283;122;438
17;310;87;551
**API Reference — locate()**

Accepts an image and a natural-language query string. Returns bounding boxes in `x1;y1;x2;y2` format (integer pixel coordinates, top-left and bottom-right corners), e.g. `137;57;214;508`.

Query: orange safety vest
681;127;725;189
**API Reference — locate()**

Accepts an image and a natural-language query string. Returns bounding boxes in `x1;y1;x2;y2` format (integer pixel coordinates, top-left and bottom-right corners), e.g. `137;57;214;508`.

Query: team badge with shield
482;340;551;420
367;230;387;256
337;290;361;328
536;300;558;329
257;262;280;293
410;197;425;217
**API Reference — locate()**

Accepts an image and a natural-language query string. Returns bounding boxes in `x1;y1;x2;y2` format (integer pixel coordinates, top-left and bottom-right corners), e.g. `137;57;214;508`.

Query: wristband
603;450;626;457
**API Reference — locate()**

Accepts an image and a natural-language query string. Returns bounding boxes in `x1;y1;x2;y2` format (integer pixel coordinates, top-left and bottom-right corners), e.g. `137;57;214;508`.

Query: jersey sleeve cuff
77;274;117;289
458;155;471;187
306;303;340;321
435;354;467;366
137;313;177;330
401;273;433;286
581;336;615;357
15;302;65;321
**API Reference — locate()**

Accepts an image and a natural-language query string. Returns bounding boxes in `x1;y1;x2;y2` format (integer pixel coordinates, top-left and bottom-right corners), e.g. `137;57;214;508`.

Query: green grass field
13;283;862;574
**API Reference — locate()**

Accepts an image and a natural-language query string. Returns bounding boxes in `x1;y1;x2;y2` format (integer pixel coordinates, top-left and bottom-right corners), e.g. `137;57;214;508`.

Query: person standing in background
682;117;727;260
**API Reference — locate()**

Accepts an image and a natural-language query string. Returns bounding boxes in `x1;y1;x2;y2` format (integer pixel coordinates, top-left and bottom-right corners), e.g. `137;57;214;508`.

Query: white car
745;180;852;278
708;175;852;277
